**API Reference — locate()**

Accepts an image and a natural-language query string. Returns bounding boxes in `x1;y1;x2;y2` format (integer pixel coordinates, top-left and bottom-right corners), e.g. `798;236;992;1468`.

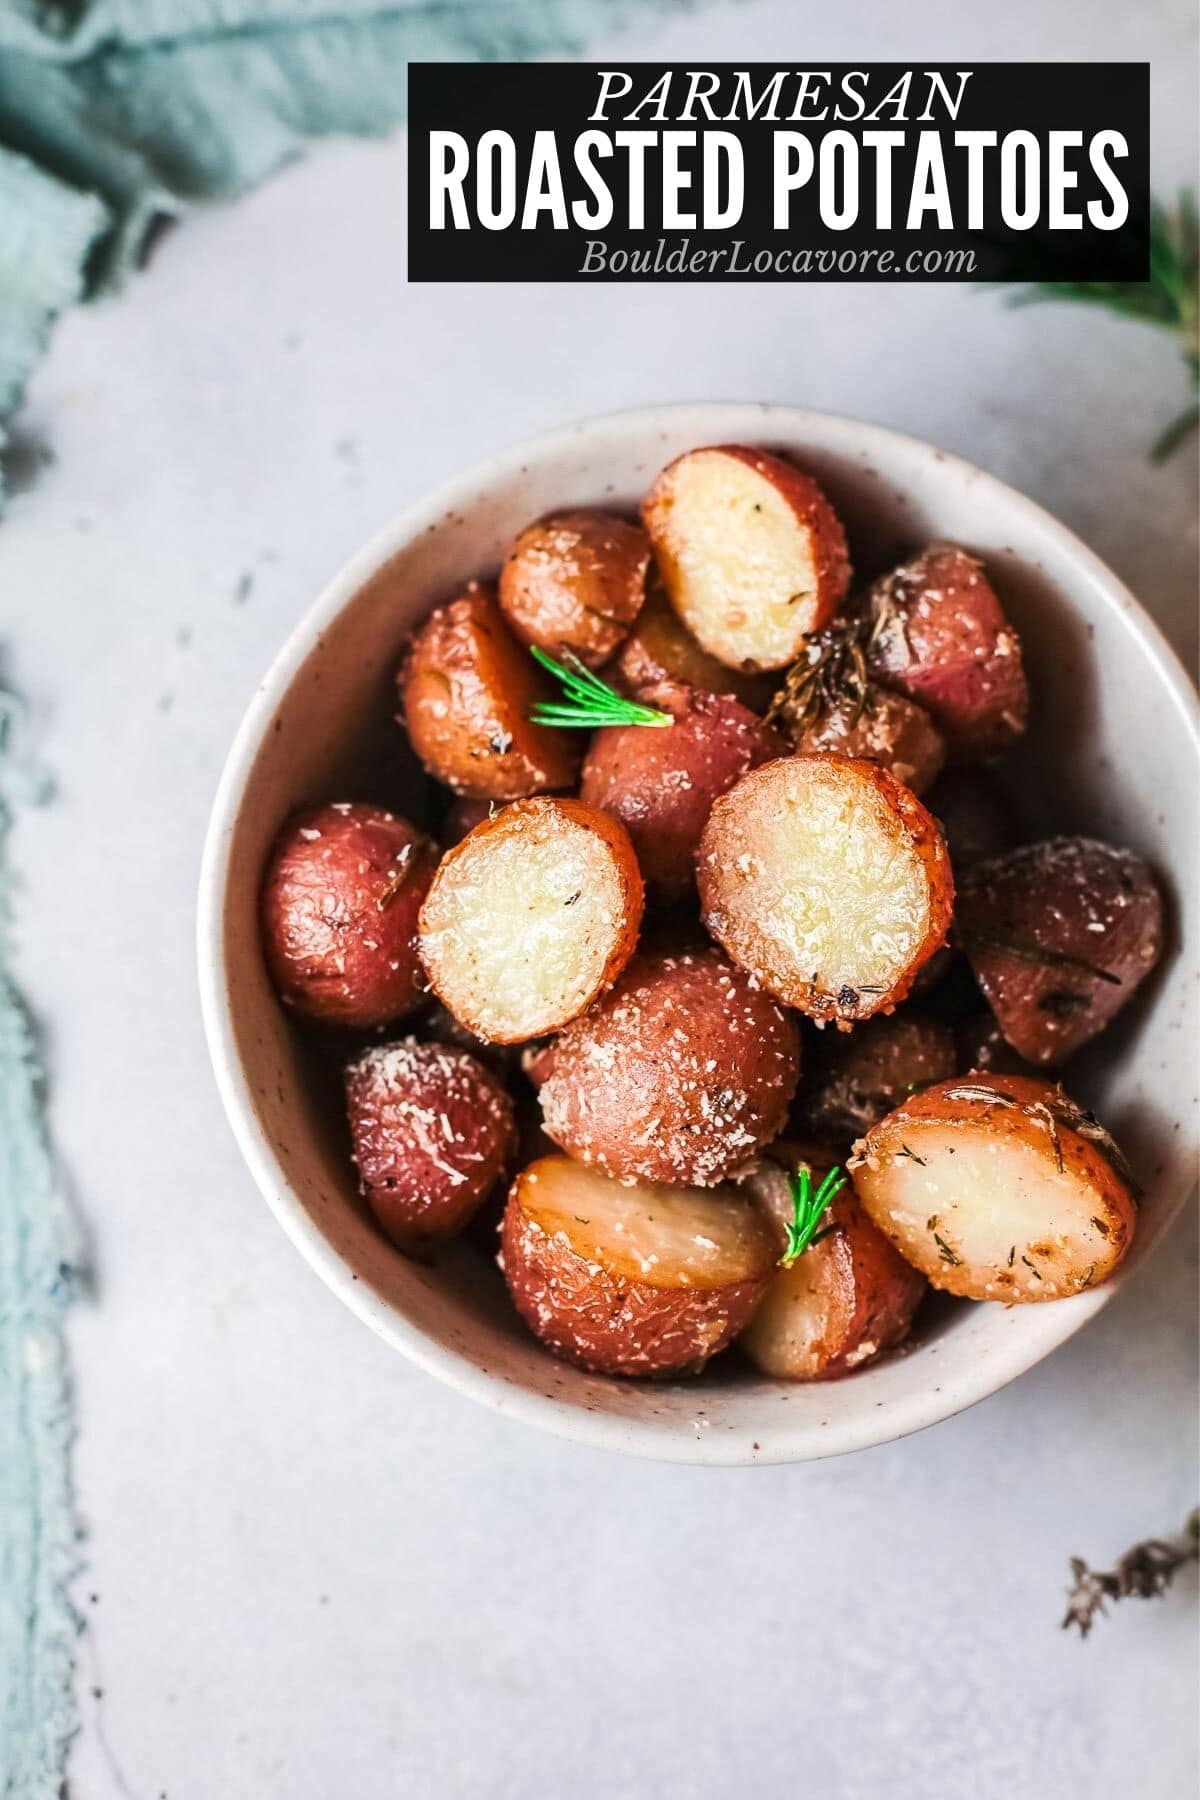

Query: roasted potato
643;445;851;672
345;1039;515;1252
261;803;436;1027
579;680;784;903
698;753;954;1025
849;1073;1138;1301
399;585;578;799
500;1155;776;1376
794;1012;958;1141
767;630;946;795
419;797;643;1043
780;686;945;796
738;1148;926;1379
864;543;1029;760
609;583;774;709
497;509;649;668
539;948;800;1186
957;837;1164;1066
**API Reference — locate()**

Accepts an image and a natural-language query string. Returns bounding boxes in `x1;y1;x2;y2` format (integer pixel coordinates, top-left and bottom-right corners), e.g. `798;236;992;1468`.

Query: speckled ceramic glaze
197;404;1200;1465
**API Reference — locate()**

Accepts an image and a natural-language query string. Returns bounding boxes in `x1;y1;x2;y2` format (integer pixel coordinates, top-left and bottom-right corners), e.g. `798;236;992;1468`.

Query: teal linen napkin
0;4;700;1794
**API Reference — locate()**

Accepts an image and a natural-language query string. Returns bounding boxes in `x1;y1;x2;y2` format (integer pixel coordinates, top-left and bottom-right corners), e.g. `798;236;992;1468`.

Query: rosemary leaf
528;647;673;730
780;1163;847;1267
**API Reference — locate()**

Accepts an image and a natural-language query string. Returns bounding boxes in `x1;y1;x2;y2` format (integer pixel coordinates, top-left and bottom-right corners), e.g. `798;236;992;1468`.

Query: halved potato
642;446;851;672
418;797;643;1042
737;1152;926;1379
398;584;578;799
849;1073;1138;1301
500;1156;776;1376
698;753;954;1024
498;508;649;668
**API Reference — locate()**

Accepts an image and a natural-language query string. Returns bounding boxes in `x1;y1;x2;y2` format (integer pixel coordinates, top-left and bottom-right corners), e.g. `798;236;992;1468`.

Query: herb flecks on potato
849;1074;1138;1301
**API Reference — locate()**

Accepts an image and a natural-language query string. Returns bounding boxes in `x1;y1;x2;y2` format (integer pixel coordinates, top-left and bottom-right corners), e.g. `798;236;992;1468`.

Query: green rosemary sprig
780;1164;847;1267
528;647;673;729
1010;192;1199;461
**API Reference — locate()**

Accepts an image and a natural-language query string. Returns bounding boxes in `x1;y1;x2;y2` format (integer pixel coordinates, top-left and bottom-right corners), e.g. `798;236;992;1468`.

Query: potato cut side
501;1157;776;1376
699;753;954;1024
419;797;643;1043
517;1156;777;1290
849;1075;1138;1302
737;1192;925;1381
642;446;850;672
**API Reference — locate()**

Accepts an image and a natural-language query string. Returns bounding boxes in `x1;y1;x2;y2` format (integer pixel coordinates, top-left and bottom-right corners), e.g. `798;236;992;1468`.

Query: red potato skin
850;1073;1138;1301
957;838;1165;1066
793;1012;959;1142
399;585;579;799
500;1180;771;1377
739;1189;926;1380
865;543;1030;760
609;585;775;711
261;803;436;1027
419;796;645;1043
781;686;946;796
346;1039;516;1252
539;949;801;1186
643;446;851;668
498;509;650;668
580;681;785;903
698;753;956;1025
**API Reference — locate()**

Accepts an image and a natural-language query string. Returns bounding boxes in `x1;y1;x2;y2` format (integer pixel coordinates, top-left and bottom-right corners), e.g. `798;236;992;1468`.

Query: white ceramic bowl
198;403;1199;1465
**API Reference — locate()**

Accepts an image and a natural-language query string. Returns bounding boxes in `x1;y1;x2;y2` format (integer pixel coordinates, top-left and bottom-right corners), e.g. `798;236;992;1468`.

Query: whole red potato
346;1038;515;1252
865;543;1029;761
261;803;436;1027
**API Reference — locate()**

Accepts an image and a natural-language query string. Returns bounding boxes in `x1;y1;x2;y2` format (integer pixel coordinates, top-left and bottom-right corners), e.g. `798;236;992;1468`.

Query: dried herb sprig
766;620;872;734
1011;192;1199;461
1062;1510;1199;1637
527;647;672;729
780;1164;847;1267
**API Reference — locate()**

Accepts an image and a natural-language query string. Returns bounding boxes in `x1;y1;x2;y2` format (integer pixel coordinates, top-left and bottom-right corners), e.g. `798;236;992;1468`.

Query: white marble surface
2;1;1197;1794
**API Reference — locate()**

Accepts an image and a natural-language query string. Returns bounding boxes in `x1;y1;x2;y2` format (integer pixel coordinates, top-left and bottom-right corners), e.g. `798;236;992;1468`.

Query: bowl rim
197;401;1200;1466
